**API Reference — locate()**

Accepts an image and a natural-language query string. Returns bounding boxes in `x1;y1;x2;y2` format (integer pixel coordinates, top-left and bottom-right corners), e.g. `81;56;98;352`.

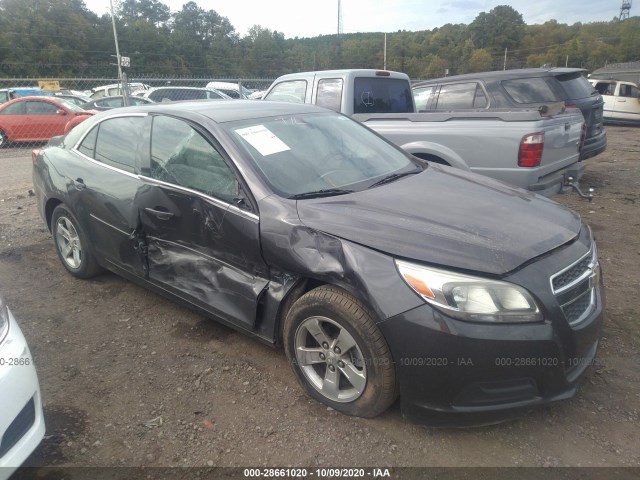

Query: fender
399;140;470;171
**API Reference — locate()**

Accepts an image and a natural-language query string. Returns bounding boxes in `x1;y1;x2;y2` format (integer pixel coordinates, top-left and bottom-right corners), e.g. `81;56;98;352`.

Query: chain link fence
0;77;275;158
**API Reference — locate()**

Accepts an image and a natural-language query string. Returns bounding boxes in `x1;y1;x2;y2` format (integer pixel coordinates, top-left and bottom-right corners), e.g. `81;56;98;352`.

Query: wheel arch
272;277;379;347
45;197;64;232
401;141;470;170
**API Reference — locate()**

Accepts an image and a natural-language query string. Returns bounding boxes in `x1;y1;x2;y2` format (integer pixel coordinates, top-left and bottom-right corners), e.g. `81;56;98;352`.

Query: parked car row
0;96;95;148
0;85;243;147
263;68;595;196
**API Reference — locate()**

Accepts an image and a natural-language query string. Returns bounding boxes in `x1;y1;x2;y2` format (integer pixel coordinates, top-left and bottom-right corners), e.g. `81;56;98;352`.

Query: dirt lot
0;127;639;474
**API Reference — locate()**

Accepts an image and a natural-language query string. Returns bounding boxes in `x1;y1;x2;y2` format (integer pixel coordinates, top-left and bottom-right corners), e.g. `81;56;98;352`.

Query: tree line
0;0;638;80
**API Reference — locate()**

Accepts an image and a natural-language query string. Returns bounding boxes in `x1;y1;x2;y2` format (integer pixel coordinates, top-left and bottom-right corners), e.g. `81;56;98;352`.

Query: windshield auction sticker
235;125;290;156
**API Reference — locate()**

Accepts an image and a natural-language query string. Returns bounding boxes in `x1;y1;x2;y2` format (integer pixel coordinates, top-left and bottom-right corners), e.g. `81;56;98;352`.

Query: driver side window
150;116;237;202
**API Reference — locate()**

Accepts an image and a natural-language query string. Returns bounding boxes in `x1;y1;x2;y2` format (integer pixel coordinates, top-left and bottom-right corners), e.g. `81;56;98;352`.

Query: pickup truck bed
354;109;584;195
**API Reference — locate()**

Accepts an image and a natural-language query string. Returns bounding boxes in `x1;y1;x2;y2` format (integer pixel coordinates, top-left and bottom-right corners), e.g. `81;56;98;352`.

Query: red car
0;96;94;147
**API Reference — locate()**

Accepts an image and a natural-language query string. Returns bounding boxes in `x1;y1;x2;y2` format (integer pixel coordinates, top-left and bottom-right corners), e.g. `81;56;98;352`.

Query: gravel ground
0;127;639;476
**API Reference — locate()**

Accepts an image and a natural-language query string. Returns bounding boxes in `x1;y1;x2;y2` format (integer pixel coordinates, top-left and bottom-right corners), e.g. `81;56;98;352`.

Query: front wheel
51;205;102;278
284;285;397;418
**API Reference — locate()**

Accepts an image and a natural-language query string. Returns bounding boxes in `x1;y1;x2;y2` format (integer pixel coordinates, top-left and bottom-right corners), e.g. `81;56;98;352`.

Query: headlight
395;260;542;323
0;297;9;344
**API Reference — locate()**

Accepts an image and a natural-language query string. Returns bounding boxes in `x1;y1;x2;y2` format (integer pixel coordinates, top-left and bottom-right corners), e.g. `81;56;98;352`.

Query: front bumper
0;308;45;478
379;230;604;427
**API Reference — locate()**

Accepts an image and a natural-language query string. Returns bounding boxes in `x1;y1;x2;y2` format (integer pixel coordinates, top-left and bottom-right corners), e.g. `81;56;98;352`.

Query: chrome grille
552;256;592;291
562;290;594;324
551;243;598;327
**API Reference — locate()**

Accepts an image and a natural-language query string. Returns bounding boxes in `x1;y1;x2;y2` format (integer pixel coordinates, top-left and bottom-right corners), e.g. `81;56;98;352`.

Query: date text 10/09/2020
243;468;391;477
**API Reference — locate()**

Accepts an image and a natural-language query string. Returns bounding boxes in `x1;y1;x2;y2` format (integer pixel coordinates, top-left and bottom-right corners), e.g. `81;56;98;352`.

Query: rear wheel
284;285;397;418
52;205;102;278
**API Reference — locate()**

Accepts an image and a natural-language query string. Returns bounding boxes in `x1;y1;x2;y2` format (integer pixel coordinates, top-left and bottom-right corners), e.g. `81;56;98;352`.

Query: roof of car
93;99;330;124
413;67;588;86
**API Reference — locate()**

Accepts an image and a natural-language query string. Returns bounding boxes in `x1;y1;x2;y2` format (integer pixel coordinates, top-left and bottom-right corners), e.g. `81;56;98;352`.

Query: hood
296;166;581;275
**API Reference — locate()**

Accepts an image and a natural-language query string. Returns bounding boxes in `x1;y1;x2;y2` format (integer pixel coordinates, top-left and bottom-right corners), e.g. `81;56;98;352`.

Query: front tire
284;285;397;418
52;205;102;278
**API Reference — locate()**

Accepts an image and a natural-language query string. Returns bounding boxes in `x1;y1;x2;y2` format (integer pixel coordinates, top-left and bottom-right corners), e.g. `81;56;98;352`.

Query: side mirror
233;182;253;212
56;109;67;116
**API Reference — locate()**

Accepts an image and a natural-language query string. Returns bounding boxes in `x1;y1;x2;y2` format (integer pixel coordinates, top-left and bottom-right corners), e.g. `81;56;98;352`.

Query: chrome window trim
139;175;259;222
71;111;259;222
73;149;140;179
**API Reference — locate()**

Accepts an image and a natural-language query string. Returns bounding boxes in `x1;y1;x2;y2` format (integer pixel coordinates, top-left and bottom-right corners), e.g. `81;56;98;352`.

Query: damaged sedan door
70;114;149;277
136;114;270;330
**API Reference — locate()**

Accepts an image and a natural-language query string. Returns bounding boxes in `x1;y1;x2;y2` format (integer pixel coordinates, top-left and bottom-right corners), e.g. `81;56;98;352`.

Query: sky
83;0;625;39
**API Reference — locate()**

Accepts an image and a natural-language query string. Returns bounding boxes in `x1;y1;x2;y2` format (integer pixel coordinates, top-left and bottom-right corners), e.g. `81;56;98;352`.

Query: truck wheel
284;285;397;418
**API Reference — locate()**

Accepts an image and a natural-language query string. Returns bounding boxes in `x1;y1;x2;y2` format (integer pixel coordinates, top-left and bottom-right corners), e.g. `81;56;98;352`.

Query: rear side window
502;78;558;103
219;89;240;98
100;97;124;108
413;85;436;111
78;126;98;158
435;82;487;110
353;77;413;114
265;80;307;103
555;73;596;99
93;117;145;173
593;81;615;95
0;102;26;114
316;78;343;112
26;101;59;114
620;84;639;98
206;90;225;100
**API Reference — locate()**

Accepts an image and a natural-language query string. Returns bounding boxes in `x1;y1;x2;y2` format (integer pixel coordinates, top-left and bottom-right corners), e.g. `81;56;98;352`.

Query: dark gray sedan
32;100;603;426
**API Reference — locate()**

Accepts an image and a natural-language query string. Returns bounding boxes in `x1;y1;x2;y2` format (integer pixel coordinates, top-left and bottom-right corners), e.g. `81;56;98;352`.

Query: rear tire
51;205;102;278
284;285;397;418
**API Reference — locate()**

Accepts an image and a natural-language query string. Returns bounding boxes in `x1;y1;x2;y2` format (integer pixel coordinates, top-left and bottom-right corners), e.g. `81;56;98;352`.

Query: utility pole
383;33;387;70
503;48;508;71
109;0;127;105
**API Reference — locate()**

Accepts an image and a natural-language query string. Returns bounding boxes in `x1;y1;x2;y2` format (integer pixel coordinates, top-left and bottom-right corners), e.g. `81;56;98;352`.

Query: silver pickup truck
262;69;586;196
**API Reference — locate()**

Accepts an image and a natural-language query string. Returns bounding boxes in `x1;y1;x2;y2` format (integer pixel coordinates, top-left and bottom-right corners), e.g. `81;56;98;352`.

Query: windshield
225;112;419;198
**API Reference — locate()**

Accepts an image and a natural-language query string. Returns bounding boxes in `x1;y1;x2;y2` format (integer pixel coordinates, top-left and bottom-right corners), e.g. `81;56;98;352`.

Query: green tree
467;48;493;72
469;5;525;51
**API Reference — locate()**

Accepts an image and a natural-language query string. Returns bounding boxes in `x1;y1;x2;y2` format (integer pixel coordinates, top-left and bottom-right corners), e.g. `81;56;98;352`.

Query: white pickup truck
262;69;587;196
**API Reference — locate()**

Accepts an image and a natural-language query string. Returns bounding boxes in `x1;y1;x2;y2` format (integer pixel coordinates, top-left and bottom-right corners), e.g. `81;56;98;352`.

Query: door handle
73;178;86;190
144;207;174;221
